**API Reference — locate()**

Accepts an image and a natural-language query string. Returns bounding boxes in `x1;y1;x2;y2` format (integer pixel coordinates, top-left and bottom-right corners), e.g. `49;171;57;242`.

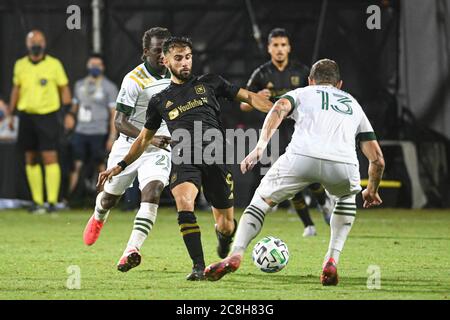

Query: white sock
124;202;158;253
232;193;271;256
325;195;356;264
94;192;110;222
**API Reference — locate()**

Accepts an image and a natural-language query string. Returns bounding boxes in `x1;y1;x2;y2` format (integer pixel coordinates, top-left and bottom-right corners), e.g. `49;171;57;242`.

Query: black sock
310;183;326;206
178;211;205;268
291;192;314;227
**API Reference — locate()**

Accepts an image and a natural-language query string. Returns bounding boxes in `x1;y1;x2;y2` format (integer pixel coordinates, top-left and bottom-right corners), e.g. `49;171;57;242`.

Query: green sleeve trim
116;103;133;116
357;131;377;141
280;95;296;116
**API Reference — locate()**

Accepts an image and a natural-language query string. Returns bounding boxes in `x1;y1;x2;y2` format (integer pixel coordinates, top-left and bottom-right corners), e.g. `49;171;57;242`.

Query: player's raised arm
360;139;385;208
240;97;293;173
97;127;159;187
235;88;273;113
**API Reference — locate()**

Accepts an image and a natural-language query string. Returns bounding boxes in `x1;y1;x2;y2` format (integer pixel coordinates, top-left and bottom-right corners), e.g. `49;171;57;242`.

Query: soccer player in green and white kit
83;27;172;272
205;59;385;286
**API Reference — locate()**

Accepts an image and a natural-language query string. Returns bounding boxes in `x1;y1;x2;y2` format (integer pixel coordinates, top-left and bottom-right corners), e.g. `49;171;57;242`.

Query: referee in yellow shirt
8;30;71;214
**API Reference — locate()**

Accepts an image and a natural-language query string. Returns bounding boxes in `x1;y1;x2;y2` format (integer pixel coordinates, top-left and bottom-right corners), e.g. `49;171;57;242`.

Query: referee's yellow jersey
13;55;68;114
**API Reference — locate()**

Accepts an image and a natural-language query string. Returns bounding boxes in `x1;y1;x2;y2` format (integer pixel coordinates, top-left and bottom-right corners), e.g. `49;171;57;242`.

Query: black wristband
117;160;128;170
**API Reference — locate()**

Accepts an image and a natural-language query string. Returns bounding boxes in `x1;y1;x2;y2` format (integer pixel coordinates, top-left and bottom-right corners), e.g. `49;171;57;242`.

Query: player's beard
171;67;192;82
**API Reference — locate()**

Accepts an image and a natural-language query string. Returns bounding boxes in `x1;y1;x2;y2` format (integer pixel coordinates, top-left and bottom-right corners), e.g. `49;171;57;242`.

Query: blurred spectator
0;98;18;141
9;30;71;214
64;54;118;198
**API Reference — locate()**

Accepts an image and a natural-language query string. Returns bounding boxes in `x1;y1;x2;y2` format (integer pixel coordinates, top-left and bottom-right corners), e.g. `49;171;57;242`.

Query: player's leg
171;180;205;280
19;113;45;213
37;112;61;212
202;164;237;259
83;139;136;245
309;183;333;225
117;151;170;272
205;153;312;281
291;191;317;237
117;180;164;272
319;160;361;286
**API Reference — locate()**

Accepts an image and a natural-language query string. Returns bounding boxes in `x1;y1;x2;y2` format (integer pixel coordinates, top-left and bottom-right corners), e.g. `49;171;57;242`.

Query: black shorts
170;163;234;209
70;133;107;163
18;111;59;151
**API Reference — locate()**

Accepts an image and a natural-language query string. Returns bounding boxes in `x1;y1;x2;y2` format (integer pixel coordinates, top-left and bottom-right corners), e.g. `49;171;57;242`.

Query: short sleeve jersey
116;62;171;141
144;74;239;156
73;76;118;135
13;55;69;114
282;85;376;165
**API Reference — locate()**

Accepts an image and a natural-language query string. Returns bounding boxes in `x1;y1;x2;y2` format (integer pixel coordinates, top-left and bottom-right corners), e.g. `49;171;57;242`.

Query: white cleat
303;225;317;237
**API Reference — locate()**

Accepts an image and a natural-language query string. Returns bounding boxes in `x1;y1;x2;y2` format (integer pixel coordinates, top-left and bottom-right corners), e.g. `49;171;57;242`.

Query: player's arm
241;97;293;173
236;88;273;113
97;127;157;187
114;105;141;138
59;85;72;106
360;139;385;208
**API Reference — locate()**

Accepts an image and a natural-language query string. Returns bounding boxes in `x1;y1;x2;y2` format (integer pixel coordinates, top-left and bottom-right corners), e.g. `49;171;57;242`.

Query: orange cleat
320;257;339;286
117;249;141;272
204;254;242;281
83;215;105;246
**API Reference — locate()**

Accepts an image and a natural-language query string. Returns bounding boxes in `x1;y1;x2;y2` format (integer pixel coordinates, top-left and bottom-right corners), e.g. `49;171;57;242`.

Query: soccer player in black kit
241;28;333;237
97;36;273;280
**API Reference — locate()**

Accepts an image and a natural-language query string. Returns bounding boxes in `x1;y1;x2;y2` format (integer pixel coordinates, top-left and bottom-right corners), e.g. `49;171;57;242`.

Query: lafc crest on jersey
195;84;206;95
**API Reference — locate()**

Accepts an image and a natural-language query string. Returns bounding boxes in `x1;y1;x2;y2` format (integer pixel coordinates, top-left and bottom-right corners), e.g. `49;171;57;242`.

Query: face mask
30;45;44;57
88;67;102;78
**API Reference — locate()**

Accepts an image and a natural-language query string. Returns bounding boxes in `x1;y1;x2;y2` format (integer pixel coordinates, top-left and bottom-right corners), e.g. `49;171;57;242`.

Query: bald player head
26;30;46;60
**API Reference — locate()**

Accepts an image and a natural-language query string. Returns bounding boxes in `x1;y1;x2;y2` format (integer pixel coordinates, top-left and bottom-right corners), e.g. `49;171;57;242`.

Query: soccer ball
252;236;289;273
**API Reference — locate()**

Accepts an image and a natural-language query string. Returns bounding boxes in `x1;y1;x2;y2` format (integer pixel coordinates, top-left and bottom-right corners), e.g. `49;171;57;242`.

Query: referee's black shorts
18;111;59;151
170;163;234;209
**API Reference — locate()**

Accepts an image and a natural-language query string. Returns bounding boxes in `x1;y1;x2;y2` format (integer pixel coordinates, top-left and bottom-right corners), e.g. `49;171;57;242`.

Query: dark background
0;0;449;208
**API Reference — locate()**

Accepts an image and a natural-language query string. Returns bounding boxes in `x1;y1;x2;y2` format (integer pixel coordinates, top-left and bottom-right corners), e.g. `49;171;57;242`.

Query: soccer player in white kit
83;27;172;272
205;59;385;285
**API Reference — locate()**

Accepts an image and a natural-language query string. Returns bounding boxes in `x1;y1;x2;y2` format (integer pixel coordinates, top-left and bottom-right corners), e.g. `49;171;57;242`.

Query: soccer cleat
117;249;141;272
303;225;317;237
320;257;339;286
46;204;57;213
83;215;105;246
186;264;206;281
28;203;46;215
204;254;242;281
215;219;237;259
318;195;334;226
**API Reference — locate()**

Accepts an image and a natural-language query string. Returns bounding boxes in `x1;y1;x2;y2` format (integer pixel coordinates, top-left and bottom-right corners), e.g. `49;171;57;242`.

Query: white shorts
103;137;171;196
257;153;361;203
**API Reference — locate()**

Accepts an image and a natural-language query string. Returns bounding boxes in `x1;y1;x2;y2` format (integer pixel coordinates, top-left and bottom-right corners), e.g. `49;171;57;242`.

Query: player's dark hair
88;52;104;61
162;36;193;55
268;28;290;43
309;59;341;86
141;27;171;60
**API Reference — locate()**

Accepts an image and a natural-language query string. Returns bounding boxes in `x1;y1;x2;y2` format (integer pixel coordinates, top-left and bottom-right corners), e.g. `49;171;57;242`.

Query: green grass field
0;207;449;300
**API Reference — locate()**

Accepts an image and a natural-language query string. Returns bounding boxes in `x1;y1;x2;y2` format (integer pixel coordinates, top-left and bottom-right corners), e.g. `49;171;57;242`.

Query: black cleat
28;203;46;215
117;249;141;272
186;264;206;281
46;204;57;213
215;219;237;259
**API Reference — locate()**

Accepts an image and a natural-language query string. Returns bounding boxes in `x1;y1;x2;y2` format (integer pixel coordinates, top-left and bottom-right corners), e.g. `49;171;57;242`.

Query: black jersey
247;60;310;103
144;74;240;161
